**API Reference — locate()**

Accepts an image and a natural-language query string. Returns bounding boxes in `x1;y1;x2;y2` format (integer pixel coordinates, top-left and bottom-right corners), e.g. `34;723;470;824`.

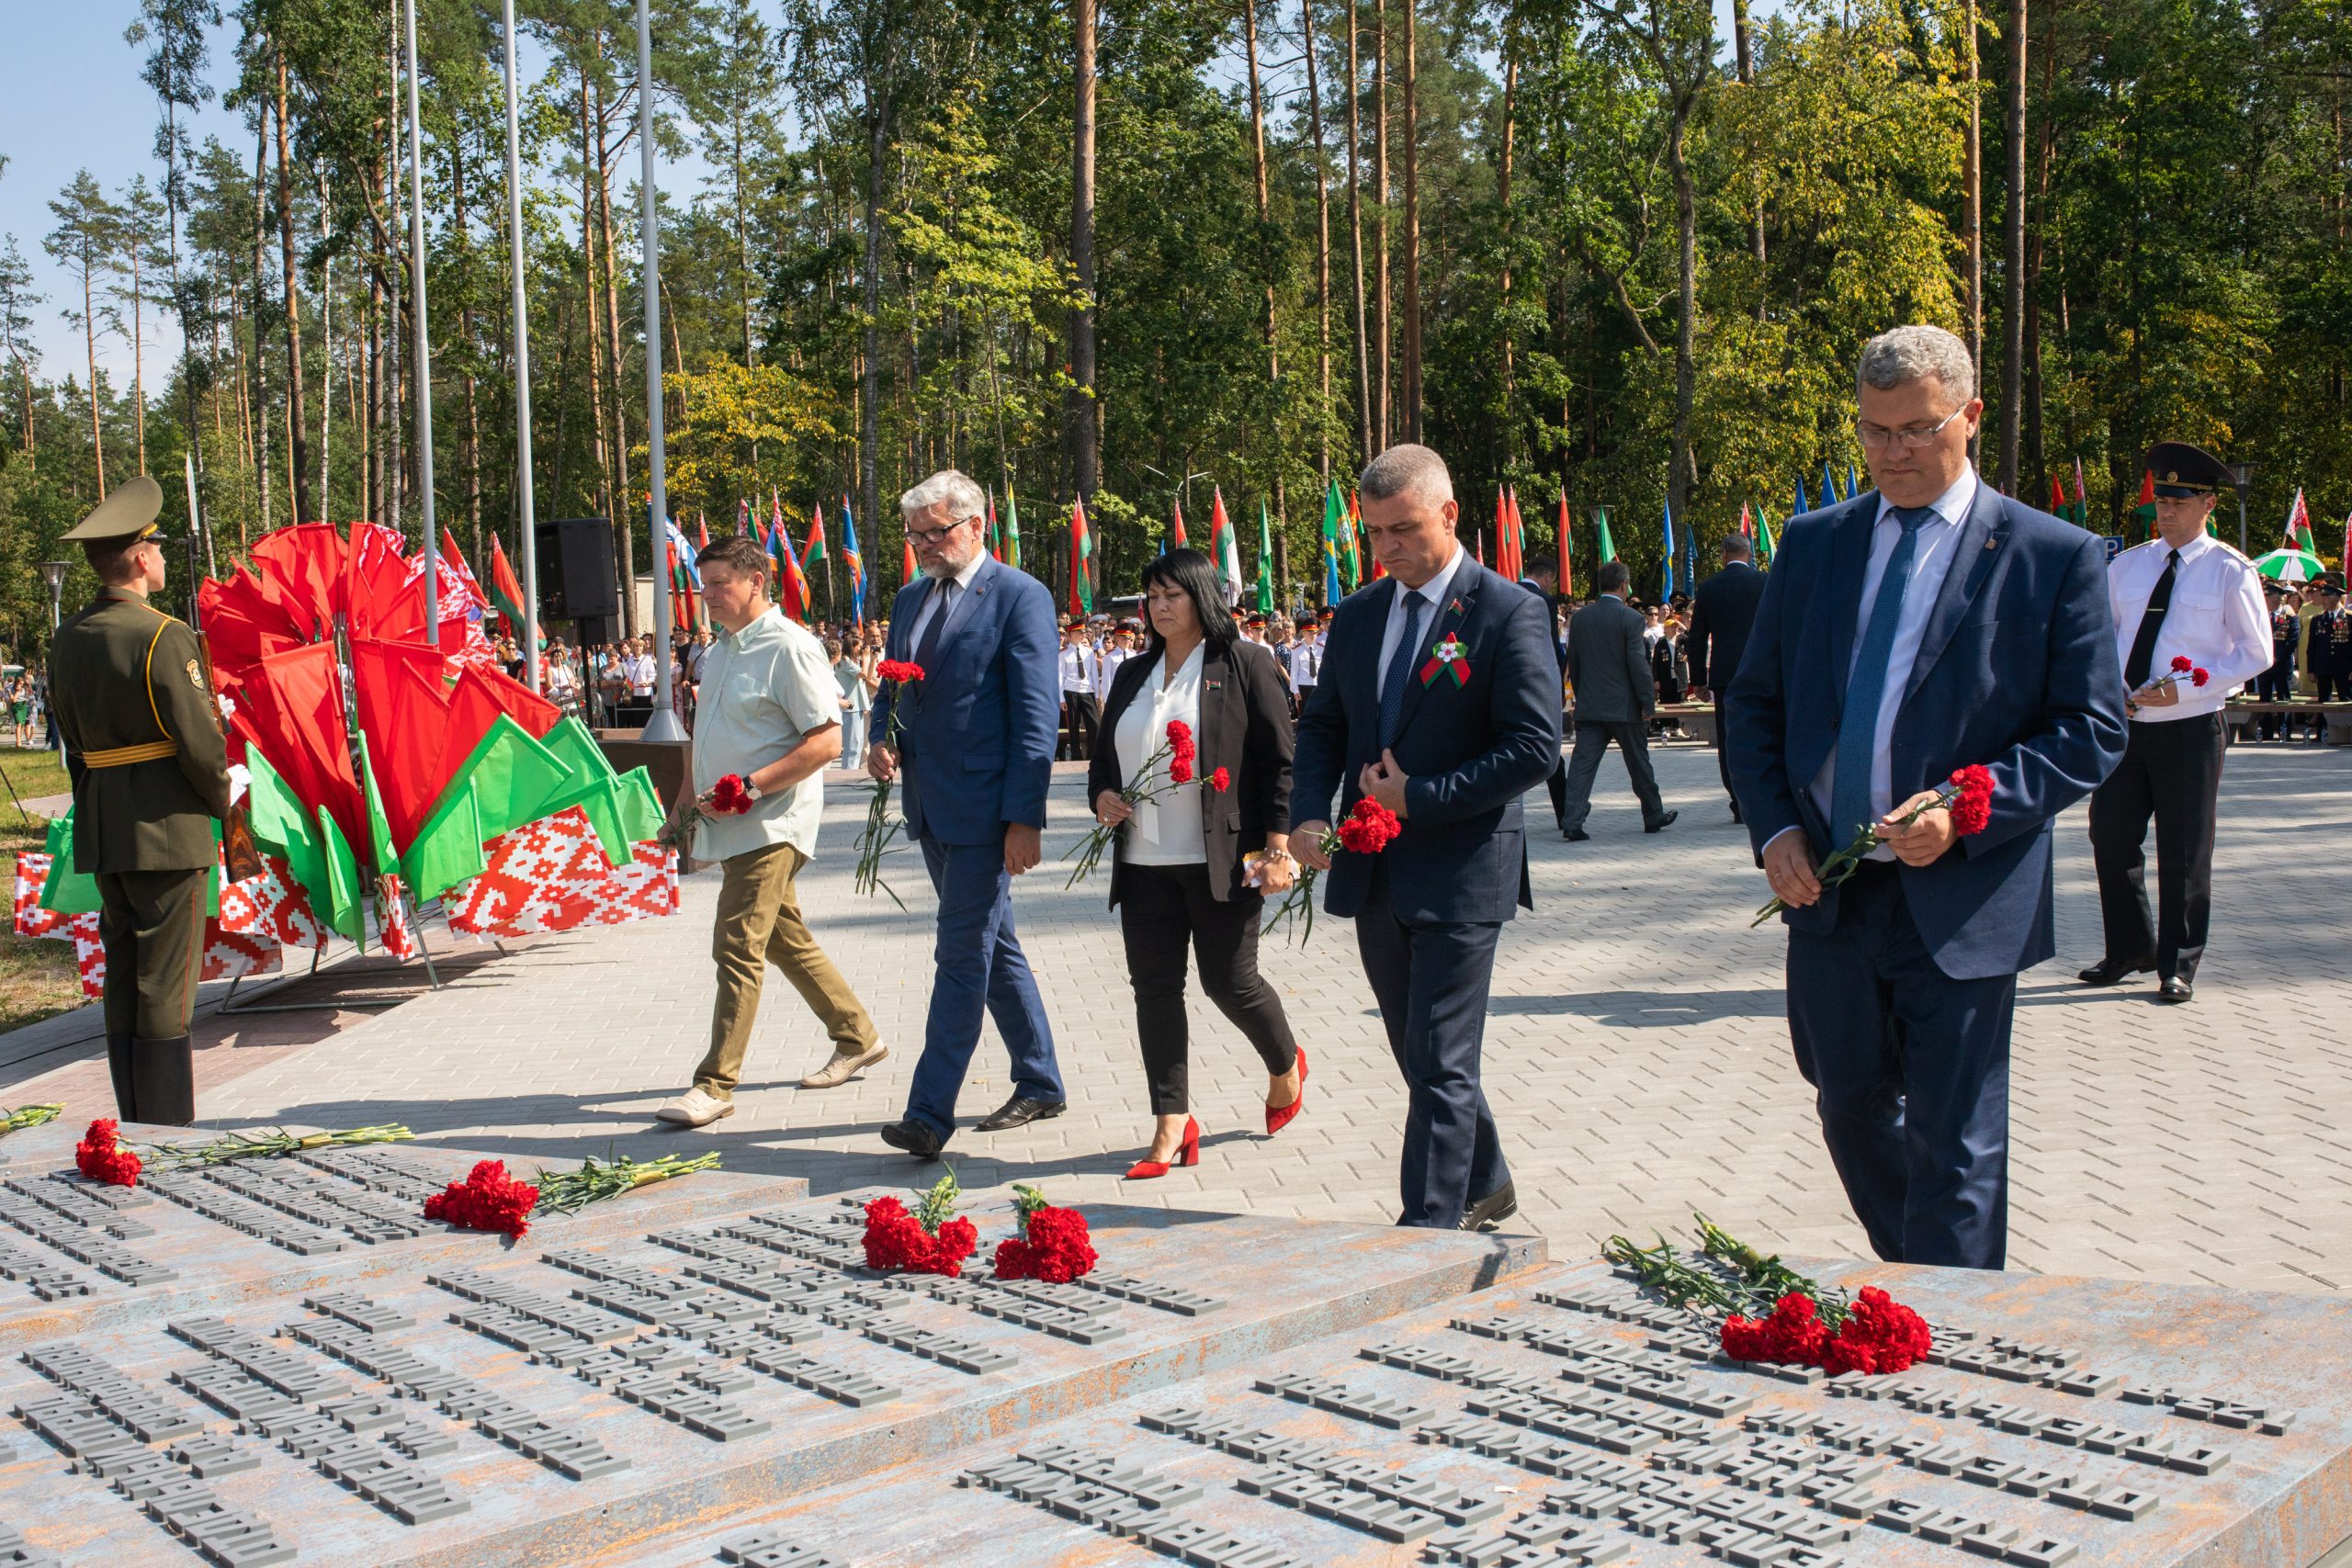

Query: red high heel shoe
1264;1045;1308;1136
1124;1117;1201;1179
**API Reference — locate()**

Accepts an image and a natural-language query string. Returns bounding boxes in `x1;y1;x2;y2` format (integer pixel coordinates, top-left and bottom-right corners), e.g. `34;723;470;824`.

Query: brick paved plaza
9;739;2348;1291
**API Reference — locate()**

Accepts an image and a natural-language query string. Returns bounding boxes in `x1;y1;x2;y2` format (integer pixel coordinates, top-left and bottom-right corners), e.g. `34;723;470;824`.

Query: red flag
1069;497;1094;616
1737;501;1754;539
486;532;536;642
903;537;918;585
1171;498;1188;549
697;514;710;550
2049;474;2067;514
1557;491;1573;598
1509;487;1527;580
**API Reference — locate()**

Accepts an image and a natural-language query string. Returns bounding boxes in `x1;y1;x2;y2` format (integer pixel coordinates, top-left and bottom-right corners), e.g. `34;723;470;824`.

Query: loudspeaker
535;517;619;619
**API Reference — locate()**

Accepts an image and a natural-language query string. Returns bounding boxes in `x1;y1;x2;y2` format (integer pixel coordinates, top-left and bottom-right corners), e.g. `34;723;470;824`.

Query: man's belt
81;739;179;768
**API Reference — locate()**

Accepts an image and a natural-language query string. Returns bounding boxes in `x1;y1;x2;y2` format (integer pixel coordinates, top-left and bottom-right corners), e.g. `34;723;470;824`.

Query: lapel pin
1984;537;1998;549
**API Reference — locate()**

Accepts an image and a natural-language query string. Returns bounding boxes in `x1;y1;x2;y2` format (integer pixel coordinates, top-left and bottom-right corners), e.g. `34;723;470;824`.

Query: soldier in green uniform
48;477;230;1124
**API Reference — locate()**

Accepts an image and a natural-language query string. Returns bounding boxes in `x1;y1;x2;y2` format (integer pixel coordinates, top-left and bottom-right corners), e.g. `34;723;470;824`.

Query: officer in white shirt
1288;618;1323;717
2081;442;2270;1004
1057;621;1101;761
1094;623;1135;703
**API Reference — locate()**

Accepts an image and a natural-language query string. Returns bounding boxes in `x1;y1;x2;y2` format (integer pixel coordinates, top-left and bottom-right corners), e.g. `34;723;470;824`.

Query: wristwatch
744;783;763;802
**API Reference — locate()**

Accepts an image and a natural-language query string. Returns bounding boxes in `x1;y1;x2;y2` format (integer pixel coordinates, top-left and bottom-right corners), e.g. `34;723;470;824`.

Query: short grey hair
1857;324;1977;406
1358;443;1453;506
899;468;987;525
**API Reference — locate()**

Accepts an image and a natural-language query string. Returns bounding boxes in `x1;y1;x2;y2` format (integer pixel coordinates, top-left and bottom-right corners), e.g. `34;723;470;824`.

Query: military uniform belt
81;739;179;769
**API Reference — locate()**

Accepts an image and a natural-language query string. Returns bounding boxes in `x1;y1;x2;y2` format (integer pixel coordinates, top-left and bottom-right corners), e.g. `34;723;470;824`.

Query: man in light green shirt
657;536;884;1127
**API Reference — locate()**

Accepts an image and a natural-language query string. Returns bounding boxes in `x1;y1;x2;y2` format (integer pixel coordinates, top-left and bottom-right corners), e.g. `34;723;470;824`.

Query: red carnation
423;1159;539;1238
2190;667;2211;688
1947;763;1995;837
2170;654;2193;672
74;1119;141;1189
876;660;926;684
707;773;754;815
1210;767;1230;793
1335;796;1403;855
860;1194;978;1278
994;1204;1099;1283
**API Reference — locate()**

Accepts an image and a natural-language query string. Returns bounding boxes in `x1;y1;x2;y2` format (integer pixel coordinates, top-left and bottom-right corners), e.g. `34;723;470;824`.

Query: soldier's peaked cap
62;476;165;543
2141;442;2231;494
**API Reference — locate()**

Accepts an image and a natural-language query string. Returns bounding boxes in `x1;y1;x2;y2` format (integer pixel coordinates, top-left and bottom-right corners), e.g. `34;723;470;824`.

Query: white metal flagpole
402;0;439;642
502;0;540;694
634;0;684;741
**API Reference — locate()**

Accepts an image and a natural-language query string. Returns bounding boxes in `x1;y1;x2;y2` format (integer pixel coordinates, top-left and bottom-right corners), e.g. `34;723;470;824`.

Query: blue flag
840;499;865;622
1848;461;1862;502
1794;476;1813;517
1661;494;1678;600
1822;460;1841;506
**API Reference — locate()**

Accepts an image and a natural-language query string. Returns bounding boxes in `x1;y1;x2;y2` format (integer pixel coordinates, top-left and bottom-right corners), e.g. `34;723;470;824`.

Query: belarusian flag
1256;498;1277;612
2290;489;2319;558
1209;487;1242;604
1351;490;1374;582
1003;490;1022;572
902;537;918;585
2073;457;2090;526
1170;497;1188;551
2129;470;2156;539
804;504;828;573
1595;505;1617;564
1069;497;1093;615
487;532;534;640
987;491;1002;561
2049;474;2069;521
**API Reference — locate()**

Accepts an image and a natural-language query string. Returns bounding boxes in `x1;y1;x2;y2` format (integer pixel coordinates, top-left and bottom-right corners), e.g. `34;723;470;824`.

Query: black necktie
912;580;956;673
2124;549;2179;689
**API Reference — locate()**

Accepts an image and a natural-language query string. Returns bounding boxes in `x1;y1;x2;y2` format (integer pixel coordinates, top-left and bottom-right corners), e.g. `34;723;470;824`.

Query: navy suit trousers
1785;861;2015;1269
1354;863;1510;1227
901;831;1062;1140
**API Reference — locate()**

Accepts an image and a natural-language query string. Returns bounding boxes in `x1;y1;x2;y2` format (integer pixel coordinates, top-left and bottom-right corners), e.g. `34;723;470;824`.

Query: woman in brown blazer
1090;549;1306;1178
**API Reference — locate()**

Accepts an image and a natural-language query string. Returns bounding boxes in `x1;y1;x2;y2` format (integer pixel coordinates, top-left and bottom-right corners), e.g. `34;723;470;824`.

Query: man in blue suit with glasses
868;469;1066;1160
1726;325;2127;1270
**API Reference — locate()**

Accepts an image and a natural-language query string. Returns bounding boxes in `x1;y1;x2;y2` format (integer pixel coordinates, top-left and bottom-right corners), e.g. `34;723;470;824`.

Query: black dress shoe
1563;828;1591;842
974;1095;1066;1132
2157;976;2194;1004
878;1120;944;1159
1461;1182;1519;1232
1645;810;1679;834
2077;956;2156;987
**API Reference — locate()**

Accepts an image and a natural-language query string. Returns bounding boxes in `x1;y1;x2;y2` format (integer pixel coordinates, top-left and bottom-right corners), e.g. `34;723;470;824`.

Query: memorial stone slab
0;1124;1535;1565
595;1254;2352;1568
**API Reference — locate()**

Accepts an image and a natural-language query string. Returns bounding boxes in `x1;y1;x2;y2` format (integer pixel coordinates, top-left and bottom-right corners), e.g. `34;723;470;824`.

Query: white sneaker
655;1088;736;1127
800;1041;889;1089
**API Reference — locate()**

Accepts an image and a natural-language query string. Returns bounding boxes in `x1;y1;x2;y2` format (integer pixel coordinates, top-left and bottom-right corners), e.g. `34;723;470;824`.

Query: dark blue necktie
1829;506;1934;840
912;580;956;674
1380;590;1429;748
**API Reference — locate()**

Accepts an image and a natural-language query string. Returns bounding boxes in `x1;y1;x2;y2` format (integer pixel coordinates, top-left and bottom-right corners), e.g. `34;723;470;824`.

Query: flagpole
634;0;684;741
501;0;541;693
402;0;438;641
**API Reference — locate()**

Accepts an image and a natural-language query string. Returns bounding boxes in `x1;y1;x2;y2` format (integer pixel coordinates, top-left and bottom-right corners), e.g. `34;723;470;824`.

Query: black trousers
1713;694;1738;810
1558;720;1667;833
1119;863;1296;1116
1355;863;1509;1227
2087;715;2223;983
1059;692;1100;761
2254;665;2292;739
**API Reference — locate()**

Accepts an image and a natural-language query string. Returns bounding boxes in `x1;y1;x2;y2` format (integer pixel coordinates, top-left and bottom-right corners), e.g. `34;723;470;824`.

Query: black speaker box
535;517;619;619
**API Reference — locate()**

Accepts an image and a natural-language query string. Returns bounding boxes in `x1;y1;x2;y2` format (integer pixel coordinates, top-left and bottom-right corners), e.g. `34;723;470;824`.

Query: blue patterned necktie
1829;506;1935;840
1379;590;1429;747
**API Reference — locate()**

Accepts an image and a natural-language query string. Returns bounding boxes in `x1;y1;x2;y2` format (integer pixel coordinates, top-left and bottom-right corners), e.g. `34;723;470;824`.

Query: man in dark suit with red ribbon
1291;445;1563;1232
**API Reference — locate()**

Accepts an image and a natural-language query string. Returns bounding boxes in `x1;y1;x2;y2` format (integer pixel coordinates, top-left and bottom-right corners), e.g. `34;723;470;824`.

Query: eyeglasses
906;516;979;546
1855;406;1968;450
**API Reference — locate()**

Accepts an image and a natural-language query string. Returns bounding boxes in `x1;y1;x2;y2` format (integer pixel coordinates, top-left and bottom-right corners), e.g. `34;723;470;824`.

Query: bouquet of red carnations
854;660;927;907
1263;796;1403;943
1604;1214;1933;1375
861;1165;978;1277
2128;654;2211;715
74;1119;141;1188
423;1159;539;1238
1751;764;1994;927
1066;720;1220;887
992;1184;1098;1283
658;772;754;852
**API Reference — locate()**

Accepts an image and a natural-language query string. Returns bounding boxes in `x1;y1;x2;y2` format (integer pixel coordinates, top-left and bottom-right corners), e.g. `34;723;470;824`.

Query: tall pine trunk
277;52;311;525
1374;1;1390;448
860;75;888;554
1399;0;1421;444
1999;0;2028;491
1345;0;1372;463
1303;0;1332;484
1068;0;1099;500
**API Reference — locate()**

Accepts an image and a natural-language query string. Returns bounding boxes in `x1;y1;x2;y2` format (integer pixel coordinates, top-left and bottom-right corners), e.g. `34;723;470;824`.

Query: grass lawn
0;774;85;1034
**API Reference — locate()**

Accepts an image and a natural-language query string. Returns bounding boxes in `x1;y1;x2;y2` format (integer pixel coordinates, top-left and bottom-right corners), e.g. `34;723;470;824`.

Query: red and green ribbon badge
1419;632;1471;688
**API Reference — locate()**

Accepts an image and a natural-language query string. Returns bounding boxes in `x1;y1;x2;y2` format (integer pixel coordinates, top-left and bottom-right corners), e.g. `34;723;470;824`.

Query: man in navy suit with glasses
1726;325;2126;1270
1291;444;1563;1232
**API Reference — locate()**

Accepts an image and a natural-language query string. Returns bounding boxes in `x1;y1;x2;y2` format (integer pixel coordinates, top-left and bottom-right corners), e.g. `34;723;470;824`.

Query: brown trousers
695;841;876;1100
96;867;207;1042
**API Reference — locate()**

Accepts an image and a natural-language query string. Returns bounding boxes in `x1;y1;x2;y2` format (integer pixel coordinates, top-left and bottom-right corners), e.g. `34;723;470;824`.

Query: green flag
1004;490;1022;571
1256;499;1277;612
1594;506;1618;564
404;715;579;904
